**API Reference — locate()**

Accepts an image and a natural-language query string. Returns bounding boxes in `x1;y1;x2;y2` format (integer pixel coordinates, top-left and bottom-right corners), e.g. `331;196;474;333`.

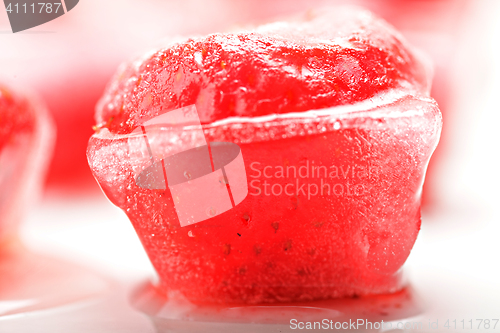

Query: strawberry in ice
87;7;441;303
0;84;54;245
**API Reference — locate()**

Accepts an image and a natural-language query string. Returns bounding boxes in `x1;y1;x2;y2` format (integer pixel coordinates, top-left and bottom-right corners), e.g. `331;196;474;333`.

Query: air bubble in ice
206;207;217;217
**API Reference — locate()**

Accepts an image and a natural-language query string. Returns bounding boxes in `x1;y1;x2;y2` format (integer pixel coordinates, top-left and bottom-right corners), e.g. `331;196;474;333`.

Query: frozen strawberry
88;7;441;303
0;84;54;244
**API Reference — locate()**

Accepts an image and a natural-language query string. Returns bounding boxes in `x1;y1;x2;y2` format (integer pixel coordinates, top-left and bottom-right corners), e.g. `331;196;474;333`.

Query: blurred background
1;0;499;332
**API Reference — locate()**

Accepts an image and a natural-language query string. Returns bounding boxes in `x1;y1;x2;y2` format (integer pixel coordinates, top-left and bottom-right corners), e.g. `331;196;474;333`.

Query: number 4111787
444;319;499;330
6;3;62;14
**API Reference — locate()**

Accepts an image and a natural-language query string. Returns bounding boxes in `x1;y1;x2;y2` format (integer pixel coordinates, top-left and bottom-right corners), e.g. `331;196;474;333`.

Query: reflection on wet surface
132;280;422;332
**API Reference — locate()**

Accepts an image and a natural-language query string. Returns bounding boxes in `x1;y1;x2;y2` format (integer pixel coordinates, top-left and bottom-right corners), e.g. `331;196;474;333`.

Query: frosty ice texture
87;7;442;303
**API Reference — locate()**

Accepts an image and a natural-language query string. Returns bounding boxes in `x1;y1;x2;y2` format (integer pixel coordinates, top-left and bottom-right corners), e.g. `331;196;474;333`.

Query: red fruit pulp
88;7;441;303
95;7;429;134
0;86;35;152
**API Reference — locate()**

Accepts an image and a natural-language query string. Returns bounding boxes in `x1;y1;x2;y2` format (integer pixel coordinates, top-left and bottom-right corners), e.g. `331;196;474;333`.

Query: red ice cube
0;84;54;244
88;7;441;303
